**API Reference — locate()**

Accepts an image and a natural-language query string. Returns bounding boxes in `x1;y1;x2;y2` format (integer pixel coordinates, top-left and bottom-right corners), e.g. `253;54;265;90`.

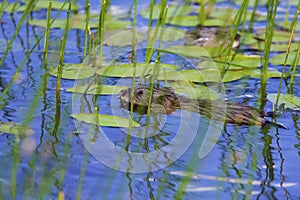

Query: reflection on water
0;0;299;199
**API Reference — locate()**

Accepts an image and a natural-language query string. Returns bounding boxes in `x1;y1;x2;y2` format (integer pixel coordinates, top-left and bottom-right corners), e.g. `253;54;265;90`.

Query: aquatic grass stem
43;0;52;66
97;0;109;67
128;0;138;134
83;0;90;59
289;42;300;91
260;0;278;110
220;0;248;80
0;0;36;66
0;0;66;102
0;0;6;20
139;0;167;84
248;0;259;31
286;5;300;82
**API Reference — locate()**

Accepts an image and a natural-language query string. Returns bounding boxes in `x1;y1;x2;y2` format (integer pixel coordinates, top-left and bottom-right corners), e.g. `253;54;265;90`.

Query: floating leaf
255;29;300;43
164;46;234;58
72;113;140;128
49;63;95;79
103;31;145;46
278;21;300;31
167;16;234;27
270;52;300;66
157;68;281;83
239;33;258;45
209;8;264;21
250;41;299;52
97;63;178;77
214;54;262;68
157;69;219;83
29;14;130;30
140;5;192;19
33;1;79;11
0;1;78;13
166;15;199;27
170;81;221;99
67;85;127;95
0;122;33;136
267;94;300;109
150;28;186;41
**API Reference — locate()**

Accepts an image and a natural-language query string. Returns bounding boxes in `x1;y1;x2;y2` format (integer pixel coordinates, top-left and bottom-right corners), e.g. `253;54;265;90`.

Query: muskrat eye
138;90;144;95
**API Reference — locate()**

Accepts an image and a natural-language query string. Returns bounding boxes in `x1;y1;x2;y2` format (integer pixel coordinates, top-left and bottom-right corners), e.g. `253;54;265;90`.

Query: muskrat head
119;85;187;115
119;86;151;106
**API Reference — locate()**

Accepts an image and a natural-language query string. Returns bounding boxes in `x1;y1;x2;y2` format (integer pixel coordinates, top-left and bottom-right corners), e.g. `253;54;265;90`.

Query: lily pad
103;31;145;46
250;41;300;52
157;68;281;83
166;15;199;27
167;15;235;27
278;21;300;31
67;85;128;95
72;113;140;128
170;81;221;99
239;33;258;45
270;52;300;66
29;14;130;30
148;28;186;42
164;46;233;58
97;63;178;77
0;122;34;136
255;29;300;43
214;54;262;68
49;63;95;79
0;1;78;13
157;69;220;83
140;4;192;19
267;94;300;109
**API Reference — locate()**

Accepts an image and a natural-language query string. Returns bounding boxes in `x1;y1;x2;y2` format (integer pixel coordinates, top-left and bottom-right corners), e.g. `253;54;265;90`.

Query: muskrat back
119;86;287;128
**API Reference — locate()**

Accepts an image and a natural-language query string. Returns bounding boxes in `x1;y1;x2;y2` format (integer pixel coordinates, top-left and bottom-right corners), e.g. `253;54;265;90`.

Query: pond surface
0;0;300;199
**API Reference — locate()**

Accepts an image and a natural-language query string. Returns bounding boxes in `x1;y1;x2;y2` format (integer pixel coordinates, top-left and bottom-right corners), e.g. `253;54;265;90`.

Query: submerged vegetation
0;0;300;199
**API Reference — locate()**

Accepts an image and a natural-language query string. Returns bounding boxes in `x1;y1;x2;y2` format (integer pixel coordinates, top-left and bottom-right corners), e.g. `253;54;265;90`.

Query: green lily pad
67;85;128;95
267;94;300;109
164;46;233;58
170;81;221;99
270;52;300;66
250;41;300;52
148;28;186;42
214;54;262;68
255;29;300;43
166;15;235;27
210;8;264;21
157;69;219;83
0;1;78;13
278;21;300;31
103;31;145;46
29;14;130;30
33;1;78;11
140;4;192;19
166;15;199;27
239;33;258;45
0;122;34;136
97;63;178;77
103;27;185;47
72;113;140;128
157;68;281;83
49;63;95;79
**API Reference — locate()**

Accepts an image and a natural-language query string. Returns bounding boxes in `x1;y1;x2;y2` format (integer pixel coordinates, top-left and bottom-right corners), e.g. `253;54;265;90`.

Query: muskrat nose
119;88;130;100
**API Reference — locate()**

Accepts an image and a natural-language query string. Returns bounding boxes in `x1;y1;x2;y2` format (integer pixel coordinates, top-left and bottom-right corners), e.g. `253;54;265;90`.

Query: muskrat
185;26;241;48
119;86;287;128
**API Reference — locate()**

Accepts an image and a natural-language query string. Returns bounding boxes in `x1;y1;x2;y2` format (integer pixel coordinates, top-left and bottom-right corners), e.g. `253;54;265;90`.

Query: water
0;0;300;199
